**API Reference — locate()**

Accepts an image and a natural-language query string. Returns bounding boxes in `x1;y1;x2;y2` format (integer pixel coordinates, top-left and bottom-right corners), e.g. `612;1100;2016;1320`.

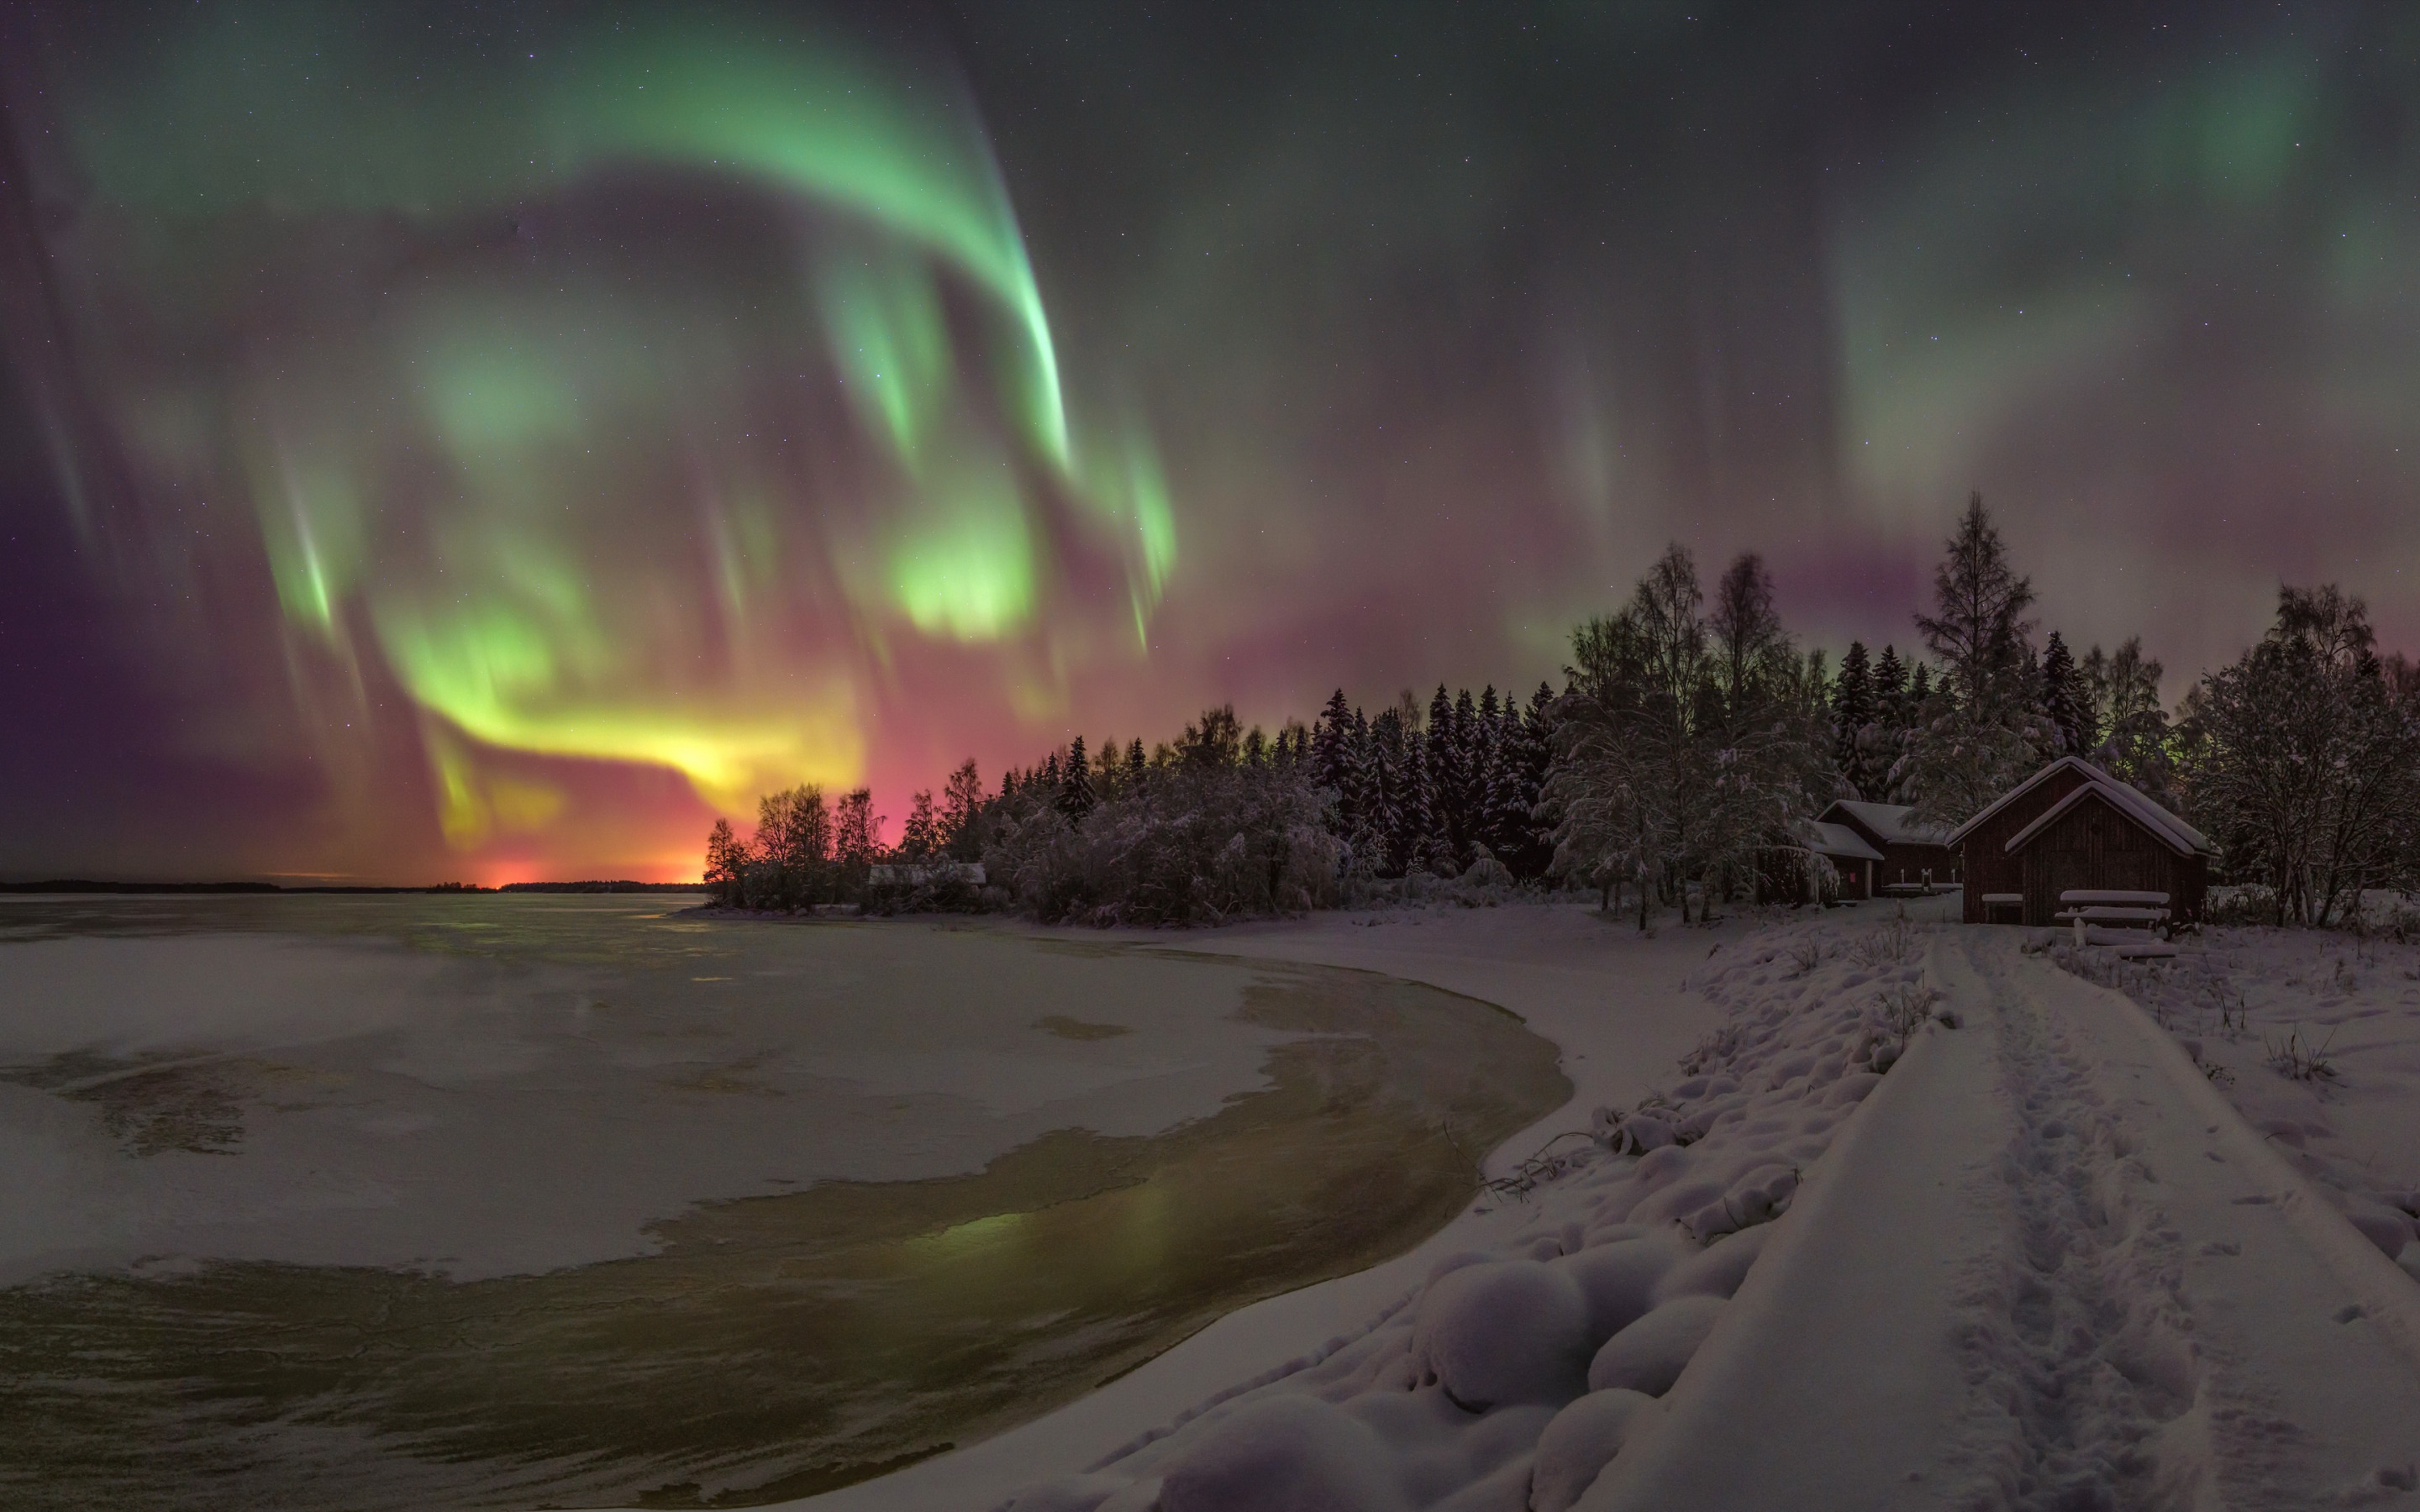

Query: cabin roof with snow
1944;756;2212;858
1817;799;1952;850
1808;821;1885;864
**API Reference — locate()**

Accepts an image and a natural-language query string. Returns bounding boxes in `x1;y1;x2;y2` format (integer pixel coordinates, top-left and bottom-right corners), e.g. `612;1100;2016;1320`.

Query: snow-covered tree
1832;642;1874;787
1512;682;1560;877
1701;552;1839;901
985;707;1343;925
1547;544;1831;924
1852;644;1912;802
1058;736;1097;821
2075;638;2176;802
748;784;834;908
941;759;987;861
898;790;941;860
2039;631;2091;758
1451;687;1484;865
1901;495;2051;826
1872;643;1908;722
2182;585;2420;926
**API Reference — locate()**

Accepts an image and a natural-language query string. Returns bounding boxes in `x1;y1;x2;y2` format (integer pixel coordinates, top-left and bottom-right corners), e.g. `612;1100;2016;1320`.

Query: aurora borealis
6;2;2420;882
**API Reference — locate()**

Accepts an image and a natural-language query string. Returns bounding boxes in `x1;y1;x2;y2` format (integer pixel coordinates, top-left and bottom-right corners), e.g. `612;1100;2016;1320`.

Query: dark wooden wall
1824;807;1957;893
2008;790;2209;925
1876;843;1957;890
1957;766;2090;922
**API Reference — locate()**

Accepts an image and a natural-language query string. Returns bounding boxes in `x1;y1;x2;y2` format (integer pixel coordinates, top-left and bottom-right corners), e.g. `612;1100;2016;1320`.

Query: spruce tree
1477;693;1524;864
1872;645;1908;724
1313;690;1356;830
1518;682;1560;876
1472;686;1505;856
1402;712;1440;874
1848;645;1907;801
1346;707;1375;839
2039;631;2090;759
1058;736;1096;820
1451;688;1482;865
1424;685;1460;864
1832;642;1874;781
1368;707;1407;874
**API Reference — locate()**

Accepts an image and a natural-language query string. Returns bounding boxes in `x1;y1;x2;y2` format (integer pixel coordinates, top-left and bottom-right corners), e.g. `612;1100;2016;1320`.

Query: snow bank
2048;925;2420;1284
992;913;1946;1512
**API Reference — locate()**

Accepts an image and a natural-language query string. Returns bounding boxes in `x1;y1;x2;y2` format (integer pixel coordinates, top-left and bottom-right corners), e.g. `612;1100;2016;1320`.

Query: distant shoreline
0;879;708;896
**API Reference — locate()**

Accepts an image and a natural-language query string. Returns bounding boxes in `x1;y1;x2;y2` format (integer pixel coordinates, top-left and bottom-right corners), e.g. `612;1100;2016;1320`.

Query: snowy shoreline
776;898;1926;1512
777;900;2420;1512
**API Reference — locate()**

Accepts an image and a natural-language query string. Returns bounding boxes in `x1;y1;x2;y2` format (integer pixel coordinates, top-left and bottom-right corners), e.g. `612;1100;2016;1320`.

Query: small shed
1946;758;2212;926
1807;821;1885;899
1815;800;1960;896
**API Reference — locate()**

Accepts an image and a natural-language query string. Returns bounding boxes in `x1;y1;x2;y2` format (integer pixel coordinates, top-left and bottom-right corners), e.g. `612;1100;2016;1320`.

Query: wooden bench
2058;890;2174;944
2051;906;2169;927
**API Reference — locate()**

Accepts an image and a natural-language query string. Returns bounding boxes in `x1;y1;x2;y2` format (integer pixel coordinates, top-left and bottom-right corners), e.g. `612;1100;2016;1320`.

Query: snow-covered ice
0;908;1313;1281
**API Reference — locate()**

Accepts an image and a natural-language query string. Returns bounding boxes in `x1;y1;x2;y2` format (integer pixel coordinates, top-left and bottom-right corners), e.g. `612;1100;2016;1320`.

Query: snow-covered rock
1527;1389;1655;1512
1155;1397;1407;1512
1585;1294;1726;1396
1410;1261;1594;1410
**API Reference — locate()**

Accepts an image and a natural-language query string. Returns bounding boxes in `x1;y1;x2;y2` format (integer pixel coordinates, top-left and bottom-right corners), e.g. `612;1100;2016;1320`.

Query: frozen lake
0;895;1567;1509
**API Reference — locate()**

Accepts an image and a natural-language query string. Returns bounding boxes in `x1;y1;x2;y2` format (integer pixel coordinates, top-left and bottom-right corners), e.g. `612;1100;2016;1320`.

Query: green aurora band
22;4;1174;848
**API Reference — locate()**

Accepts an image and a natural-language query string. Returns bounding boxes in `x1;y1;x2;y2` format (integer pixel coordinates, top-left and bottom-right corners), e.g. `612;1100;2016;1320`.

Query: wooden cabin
1811;800;1959;899
1807;820;1884;899
1947;758;2212;926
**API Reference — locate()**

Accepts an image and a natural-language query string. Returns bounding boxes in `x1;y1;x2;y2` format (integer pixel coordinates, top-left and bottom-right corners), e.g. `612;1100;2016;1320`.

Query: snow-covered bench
2057;890;2175;948
2053;906;2169;926
2055;890;2168;925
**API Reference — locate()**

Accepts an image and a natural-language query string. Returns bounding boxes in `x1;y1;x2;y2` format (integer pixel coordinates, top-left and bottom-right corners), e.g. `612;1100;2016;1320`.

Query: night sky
4;2;2417;883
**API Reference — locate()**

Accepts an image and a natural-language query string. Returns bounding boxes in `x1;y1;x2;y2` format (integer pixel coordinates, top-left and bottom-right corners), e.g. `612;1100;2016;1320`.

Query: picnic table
2055;889;2174;945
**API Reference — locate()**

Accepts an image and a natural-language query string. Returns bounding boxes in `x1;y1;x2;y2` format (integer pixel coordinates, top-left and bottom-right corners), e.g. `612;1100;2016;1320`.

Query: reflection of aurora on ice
8;5;1174;848
0;899;1565;1509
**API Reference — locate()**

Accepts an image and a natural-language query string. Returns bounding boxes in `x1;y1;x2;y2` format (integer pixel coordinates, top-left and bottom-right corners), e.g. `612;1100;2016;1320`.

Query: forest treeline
704;495;2420;930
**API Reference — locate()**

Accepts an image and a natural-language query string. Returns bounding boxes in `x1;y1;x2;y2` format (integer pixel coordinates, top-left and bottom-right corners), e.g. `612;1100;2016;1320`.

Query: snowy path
1579;932;2007;1509
1593;930;2420;1510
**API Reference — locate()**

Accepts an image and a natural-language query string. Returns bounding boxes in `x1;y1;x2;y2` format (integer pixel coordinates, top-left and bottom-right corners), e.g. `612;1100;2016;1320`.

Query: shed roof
1808;821;1885;864
1821;799;1954;848
1944;757;2213;857
2000;783;2201;858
